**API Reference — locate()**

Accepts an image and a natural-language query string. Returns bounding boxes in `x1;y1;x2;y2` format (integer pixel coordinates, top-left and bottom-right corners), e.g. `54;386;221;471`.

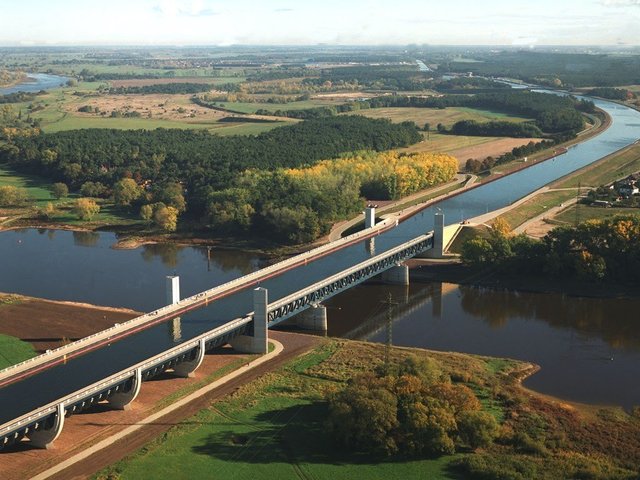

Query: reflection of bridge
341;283;459;341
0;210;446;450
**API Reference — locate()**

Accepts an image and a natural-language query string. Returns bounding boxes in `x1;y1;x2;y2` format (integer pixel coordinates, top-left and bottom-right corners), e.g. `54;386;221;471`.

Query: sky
0;0;639;46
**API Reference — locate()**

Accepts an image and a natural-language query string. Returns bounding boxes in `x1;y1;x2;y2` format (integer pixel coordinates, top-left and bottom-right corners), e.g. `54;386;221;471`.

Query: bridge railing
0;217;396;384
0;315;253;439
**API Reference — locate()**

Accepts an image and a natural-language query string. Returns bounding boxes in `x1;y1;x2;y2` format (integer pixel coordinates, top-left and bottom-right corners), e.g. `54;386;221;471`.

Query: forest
107;83;215;95
441;51;640;87
0;116;422;242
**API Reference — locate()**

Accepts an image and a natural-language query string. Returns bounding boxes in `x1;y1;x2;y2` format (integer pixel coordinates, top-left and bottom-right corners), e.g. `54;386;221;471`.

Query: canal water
1;228;639;409
0;73;70;95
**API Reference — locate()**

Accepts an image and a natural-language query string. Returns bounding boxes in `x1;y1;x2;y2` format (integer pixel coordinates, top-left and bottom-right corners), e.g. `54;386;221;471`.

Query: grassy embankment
497;142;640;229
0;295;36;369
95;339;640;480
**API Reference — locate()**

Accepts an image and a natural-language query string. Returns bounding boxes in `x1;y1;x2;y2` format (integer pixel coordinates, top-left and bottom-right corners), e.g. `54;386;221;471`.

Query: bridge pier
297;304;328;332
379;263;410;286
166;275;180;305
229;288;268;354
172;338;206;378
108;368;142;410
365;205;376;229
29;403;65;449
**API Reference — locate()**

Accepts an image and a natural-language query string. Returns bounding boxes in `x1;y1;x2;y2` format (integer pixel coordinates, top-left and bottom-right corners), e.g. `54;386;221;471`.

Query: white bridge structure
0;209;446;450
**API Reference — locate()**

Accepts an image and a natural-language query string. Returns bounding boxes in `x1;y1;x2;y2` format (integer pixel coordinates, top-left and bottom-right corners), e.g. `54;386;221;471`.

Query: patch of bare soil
0;294;139;352
312;92;380;99
451;137;543;165
67;93;224;122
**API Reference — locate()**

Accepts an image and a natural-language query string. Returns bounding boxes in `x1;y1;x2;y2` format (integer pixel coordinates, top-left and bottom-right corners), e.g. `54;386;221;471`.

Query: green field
98;341;509;480
0;303;36;369
555;205;639;224
0;165;57;206
349;106;531;128
552;144;640;190
498;190;577;229
400;132;505;155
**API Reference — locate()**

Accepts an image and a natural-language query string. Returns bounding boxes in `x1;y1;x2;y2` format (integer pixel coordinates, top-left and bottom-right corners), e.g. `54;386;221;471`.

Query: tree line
204;151;456;243
107;83;215;95
253;90;591;135
461;215;640;283
447;120;543;138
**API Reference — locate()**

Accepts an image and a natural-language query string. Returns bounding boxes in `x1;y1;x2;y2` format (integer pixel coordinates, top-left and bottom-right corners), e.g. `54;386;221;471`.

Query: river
0;73;70;95
0;94;639;409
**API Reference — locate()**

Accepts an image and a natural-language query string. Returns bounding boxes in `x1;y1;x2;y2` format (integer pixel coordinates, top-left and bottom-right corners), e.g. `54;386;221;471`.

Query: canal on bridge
0;96;639;423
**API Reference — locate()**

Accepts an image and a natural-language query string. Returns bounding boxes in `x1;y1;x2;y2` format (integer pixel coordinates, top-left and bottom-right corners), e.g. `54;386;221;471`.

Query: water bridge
0;209;447;450
1;92;639;451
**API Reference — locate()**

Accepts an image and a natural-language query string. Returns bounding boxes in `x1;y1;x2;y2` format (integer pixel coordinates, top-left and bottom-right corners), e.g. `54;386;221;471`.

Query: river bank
0;292;139;353
92;338;640;480
408;259;640;299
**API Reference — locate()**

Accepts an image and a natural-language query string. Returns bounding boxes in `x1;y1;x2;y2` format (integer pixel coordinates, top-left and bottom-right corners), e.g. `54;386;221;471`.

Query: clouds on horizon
0;0;638;46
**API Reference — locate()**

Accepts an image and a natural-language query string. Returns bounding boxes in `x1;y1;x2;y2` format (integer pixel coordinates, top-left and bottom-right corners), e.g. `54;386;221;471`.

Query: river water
0;73;70;95
0;93;639;409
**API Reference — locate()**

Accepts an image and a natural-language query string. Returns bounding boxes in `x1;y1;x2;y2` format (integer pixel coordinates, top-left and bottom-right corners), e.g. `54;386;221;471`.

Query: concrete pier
229;288;269;354
365;206;376;229
297;304;328;332
108;368;142;410
166;275;180;305
173;338;206;378
29;403;65;449
380;264;410;286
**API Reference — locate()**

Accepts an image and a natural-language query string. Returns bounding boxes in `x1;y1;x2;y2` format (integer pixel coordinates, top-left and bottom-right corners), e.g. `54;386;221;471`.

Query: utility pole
575;182;581;226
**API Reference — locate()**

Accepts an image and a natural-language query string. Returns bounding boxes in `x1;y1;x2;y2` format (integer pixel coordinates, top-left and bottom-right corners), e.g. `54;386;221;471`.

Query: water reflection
72;231;100;247
325;281;640;408
459;286;640;350
141;243;184;268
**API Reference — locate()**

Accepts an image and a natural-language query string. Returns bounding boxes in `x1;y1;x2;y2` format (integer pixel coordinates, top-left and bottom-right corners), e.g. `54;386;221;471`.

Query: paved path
327;174;475;242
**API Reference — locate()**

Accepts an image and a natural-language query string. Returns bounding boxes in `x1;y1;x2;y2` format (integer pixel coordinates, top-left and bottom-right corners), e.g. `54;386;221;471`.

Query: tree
153;204;178;232
113;178;142;207
74;198;100;220
154;182;186;213
38;202;56;220
140;204;153;224
0;185;28;206
80;181;108;198
51;182;68;200
457;411;499;449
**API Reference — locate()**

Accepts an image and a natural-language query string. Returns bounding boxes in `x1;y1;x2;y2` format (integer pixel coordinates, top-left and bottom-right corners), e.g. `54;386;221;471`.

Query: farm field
8;85;291;134
399;133;540;167
349;106;531;127
210;99;343;114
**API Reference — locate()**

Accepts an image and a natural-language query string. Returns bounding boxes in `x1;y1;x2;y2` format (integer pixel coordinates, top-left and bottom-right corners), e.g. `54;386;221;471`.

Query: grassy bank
95;340;640;480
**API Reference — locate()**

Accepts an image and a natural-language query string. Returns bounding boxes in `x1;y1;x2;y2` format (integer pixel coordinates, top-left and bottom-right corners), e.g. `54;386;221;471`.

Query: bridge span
0;211;442;450
1;92;639;452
